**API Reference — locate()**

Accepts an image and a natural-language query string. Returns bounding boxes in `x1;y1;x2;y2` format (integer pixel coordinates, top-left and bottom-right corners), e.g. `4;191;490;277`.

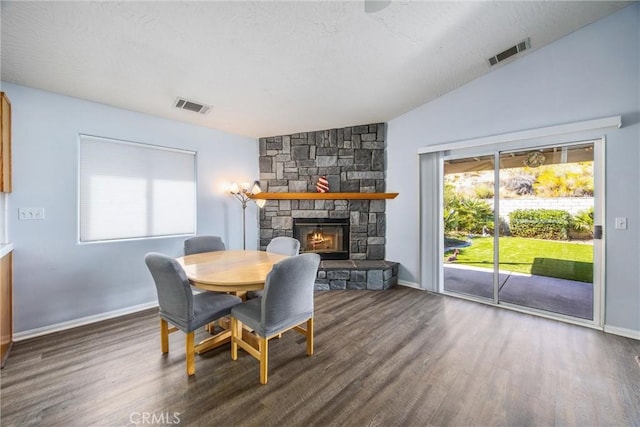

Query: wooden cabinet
1;92;11;192
1;250;12;367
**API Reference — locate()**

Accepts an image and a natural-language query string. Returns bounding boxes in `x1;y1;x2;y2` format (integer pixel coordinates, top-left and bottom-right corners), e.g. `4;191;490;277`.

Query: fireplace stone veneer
258;123;398;290
258;123;387;260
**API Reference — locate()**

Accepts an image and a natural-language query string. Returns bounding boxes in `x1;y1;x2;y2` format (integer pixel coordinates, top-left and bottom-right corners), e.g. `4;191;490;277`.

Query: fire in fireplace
293;218;349;260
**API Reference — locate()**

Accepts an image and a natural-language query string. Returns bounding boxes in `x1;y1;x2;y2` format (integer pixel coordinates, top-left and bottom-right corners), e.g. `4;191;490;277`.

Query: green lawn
447;236;593;282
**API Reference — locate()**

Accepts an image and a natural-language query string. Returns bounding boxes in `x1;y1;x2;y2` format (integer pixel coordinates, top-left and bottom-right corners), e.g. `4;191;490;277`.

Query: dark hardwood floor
1;287;639;426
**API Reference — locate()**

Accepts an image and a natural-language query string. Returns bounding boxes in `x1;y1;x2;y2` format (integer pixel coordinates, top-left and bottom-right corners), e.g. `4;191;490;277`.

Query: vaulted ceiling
0;1;631;138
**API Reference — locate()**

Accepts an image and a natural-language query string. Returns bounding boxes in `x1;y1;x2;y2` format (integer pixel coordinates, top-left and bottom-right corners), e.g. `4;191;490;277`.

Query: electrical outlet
614;217;627;230
19;208;45;220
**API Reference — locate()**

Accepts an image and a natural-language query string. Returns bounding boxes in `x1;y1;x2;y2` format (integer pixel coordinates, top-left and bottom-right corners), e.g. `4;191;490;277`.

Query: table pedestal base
195;318;260;354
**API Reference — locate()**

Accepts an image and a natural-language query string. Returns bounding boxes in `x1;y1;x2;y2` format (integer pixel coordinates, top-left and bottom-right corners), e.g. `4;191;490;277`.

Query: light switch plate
19;208;45;220
614;217;627;230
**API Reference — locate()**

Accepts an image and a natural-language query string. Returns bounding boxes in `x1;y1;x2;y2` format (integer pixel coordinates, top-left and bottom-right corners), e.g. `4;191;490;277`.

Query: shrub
569;207;594;237
509;209;571;240
444;208;459;233
533;163;593;197
504;173;535;196
474;185;494;199
485;216;511;236
455;198;494;234
443;182;494;235
443;183;460;233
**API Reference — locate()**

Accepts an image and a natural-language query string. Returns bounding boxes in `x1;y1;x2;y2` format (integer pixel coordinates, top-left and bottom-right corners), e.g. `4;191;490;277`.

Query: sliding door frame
418;116;618;329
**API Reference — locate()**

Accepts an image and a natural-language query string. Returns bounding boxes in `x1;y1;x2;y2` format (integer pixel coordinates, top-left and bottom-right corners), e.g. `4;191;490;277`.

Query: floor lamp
227;181;265;249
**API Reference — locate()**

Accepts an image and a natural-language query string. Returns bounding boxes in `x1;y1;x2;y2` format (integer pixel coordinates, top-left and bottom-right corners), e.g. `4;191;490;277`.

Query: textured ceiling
0;1;631;138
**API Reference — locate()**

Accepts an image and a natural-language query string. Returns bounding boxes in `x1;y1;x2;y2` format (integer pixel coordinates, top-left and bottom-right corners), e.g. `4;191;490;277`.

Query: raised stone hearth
315;260;399;291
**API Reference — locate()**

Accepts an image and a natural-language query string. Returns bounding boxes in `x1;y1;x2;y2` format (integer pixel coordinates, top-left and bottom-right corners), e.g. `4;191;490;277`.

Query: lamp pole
228;181;263;250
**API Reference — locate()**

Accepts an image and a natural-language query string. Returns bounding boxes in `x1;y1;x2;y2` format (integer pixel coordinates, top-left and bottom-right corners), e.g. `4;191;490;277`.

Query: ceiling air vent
174;97;211;114
488;38;530;66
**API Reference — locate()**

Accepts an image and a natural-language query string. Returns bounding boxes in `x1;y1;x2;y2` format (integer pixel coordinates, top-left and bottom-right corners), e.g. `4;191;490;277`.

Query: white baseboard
13;301;158;342
15;294;637;343
604;324;640;340
398;280;422;290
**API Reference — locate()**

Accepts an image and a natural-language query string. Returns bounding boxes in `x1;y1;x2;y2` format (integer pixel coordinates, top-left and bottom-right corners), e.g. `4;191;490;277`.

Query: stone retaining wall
488;197;593;220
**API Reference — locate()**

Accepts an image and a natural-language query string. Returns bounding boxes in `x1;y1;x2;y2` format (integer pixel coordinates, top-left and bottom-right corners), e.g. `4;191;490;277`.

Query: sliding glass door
442;154;496;300
441;140;600;323
496;142;596;319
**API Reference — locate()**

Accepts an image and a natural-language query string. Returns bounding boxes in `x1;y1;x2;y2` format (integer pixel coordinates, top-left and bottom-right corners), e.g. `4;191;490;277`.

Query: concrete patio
443;264;594;319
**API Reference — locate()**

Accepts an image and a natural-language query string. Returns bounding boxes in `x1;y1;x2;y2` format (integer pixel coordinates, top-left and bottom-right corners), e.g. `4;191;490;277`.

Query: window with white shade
79;135;196;242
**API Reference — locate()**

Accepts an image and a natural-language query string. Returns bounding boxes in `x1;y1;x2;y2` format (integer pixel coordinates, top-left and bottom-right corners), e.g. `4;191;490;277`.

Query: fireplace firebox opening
293;218;349;260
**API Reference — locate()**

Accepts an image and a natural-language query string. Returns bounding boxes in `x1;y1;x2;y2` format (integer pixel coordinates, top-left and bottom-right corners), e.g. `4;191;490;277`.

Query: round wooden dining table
175;249;289;293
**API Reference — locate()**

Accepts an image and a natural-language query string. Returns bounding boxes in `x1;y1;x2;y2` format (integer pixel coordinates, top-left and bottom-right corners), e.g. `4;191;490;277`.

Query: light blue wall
386;4;640;333
2;82;260;333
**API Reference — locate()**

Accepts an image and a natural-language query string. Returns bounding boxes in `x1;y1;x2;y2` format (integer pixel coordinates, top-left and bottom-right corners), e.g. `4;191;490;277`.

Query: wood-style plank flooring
1;288;639;426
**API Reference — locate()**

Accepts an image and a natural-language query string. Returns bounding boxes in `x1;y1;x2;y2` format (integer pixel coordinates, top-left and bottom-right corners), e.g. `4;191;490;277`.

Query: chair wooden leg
306;317;314;356
160;319;169;353
186;332;195;376
259;336;269;385
230;317;239;361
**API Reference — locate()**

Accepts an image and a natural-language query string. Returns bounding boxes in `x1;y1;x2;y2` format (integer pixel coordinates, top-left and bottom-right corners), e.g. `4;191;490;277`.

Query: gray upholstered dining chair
247;236;301;300
230;253;320;384
183;235;225;296
266;236;300;257
183;235;227;331
184;235;226;256
183;235;225;292
144;252;242;376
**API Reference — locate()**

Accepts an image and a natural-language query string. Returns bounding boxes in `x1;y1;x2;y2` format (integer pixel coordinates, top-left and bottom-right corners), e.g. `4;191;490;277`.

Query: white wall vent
174;97;211;114
488;38;530;66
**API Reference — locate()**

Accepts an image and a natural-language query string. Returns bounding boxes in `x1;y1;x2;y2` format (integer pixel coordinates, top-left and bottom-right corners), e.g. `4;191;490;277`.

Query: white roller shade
79;135;196;242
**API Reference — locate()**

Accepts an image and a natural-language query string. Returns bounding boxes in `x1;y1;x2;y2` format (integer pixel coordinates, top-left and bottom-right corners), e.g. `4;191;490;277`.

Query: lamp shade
251;181;266;208
251;182;261;194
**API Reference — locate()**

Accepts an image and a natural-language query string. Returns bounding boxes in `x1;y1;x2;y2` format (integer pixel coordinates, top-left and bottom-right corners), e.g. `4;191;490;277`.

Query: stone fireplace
258;123;387;258
258;123;398;290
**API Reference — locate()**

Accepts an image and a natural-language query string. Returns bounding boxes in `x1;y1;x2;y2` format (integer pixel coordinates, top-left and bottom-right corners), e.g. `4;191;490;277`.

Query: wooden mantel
250;192;398;200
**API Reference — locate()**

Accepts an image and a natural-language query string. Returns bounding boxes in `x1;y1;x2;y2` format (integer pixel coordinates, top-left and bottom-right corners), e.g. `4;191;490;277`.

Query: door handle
594;225;603;240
